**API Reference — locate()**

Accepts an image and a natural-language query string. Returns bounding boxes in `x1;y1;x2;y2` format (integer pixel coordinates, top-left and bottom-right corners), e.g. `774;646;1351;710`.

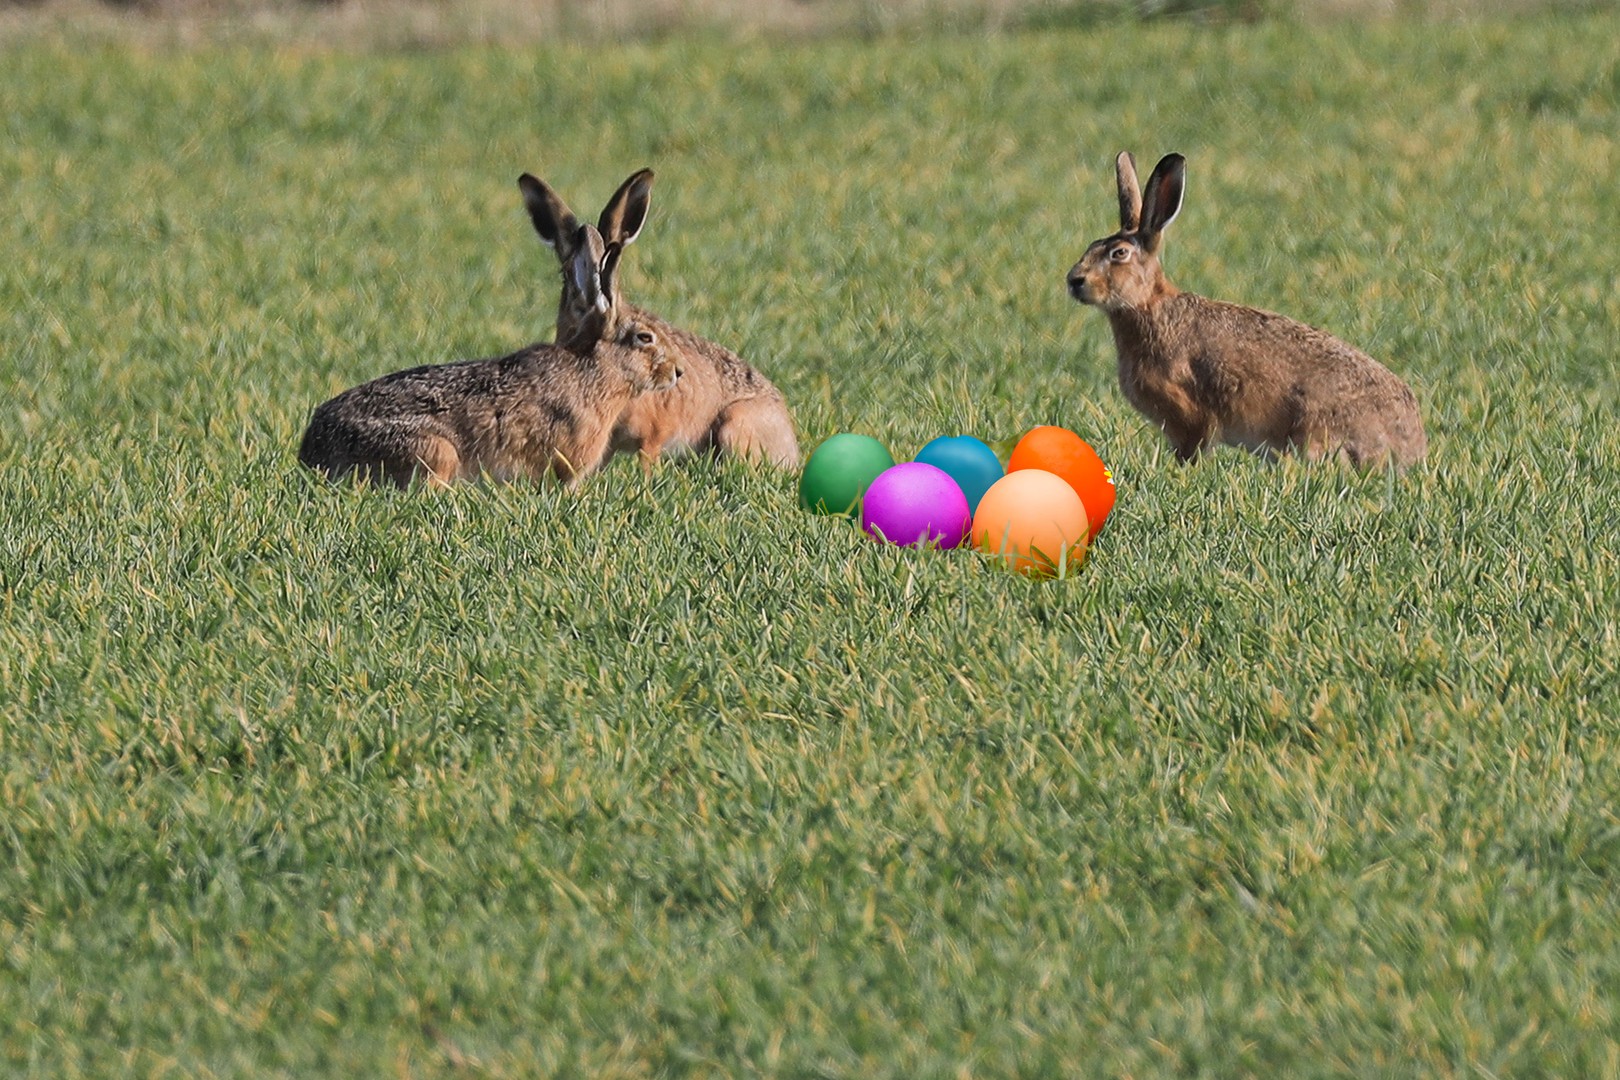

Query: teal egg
913;436;1005;514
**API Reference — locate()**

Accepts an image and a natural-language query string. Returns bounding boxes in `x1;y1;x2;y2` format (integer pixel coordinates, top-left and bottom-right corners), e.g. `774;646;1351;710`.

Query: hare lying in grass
1066;151;1426;469
518;168;800;470
299;224;680;489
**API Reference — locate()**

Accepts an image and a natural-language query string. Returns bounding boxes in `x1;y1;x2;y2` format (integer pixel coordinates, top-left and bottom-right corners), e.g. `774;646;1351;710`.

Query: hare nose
1066;273;1085;299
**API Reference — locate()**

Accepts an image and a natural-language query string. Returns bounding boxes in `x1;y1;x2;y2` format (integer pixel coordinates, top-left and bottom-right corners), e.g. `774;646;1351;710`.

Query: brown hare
518;168;801;470
1066;151;1426;469
299;224;680;489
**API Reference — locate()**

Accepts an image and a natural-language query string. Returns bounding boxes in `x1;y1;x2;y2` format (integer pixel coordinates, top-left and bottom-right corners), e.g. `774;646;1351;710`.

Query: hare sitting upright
518;169;800;470
1066;151;1426;469
299;224;680;489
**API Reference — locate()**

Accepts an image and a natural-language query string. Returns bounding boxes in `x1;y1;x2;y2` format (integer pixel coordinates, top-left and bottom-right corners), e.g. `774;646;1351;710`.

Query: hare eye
1110;246;1131;262
636;331;655;346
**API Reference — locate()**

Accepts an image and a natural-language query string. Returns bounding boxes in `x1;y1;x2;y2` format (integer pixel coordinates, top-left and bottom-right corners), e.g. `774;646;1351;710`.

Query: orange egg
1006;426;1115;541
971;469;1091;578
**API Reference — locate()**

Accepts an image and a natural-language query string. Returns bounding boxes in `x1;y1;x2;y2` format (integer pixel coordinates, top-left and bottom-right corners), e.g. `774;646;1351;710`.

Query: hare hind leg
1294;412;1398;470
386;435;462;489
712;397;800;469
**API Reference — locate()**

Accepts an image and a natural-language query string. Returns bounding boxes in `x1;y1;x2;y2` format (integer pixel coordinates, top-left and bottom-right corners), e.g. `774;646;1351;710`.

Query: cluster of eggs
797;426;1115;578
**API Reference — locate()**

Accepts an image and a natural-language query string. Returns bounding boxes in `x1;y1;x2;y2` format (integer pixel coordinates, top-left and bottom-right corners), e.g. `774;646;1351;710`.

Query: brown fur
518;169;800;470
1067;151;1426;469
298;254;680;489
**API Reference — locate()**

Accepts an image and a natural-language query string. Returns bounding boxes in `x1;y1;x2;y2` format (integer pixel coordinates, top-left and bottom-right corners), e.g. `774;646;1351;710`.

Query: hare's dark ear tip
517;172;540;192
1161;152;1187;170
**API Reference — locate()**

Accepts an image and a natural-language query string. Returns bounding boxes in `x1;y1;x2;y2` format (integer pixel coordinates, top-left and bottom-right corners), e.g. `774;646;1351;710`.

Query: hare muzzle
1068;257;1109;307
1066;266;1091;303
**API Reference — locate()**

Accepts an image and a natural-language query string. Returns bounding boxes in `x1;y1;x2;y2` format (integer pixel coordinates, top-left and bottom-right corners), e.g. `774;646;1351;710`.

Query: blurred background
2;0;1604;46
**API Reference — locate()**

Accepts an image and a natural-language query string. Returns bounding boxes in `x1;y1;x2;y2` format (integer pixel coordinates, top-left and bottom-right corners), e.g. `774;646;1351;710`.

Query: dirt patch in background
0;0;1600;46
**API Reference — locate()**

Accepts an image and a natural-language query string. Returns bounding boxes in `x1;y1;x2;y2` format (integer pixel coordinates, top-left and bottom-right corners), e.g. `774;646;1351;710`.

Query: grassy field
3;12;1619;1077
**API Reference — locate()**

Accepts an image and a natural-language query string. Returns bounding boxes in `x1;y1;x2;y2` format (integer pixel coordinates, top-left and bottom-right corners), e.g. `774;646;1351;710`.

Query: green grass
3;14;1620;1077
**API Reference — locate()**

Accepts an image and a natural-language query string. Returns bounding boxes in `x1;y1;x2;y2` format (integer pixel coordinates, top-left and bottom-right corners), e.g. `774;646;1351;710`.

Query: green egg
797;433;895;517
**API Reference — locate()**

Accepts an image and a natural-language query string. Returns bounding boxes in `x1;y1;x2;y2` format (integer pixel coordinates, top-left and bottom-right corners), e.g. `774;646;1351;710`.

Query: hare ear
1139;153;1186;252
600;242;624;304
518;173;580;257
598;168;654;248
1115;151;1143;233
568;224;611;315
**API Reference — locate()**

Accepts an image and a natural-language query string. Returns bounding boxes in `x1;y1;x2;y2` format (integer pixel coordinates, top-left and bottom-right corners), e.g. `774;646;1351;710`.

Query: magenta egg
859;462;972;549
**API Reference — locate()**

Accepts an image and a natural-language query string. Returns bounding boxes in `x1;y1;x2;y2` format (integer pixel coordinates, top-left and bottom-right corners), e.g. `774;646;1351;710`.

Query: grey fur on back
299;233;679;490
